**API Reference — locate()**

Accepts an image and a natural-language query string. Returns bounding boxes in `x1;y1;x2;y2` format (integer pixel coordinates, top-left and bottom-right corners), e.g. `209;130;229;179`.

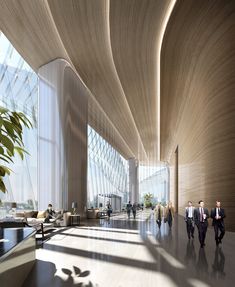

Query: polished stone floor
23;210;235;287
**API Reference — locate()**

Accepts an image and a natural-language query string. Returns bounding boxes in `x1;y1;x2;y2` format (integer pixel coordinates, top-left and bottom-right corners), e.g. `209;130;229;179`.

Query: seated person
44;204;61;223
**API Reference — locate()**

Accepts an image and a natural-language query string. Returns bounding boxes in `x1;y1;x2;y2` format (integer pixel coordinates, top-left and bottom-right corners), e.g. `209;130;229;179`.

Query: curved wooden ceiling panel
0;0;176;163
47;0;147;160
0;0;70;69
110;0;172;161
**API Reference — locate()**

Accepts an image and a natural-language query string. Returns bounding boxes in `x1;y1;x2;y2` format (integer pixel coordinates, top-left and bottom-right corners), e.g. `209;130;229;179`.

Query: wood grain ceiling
0;0;175;163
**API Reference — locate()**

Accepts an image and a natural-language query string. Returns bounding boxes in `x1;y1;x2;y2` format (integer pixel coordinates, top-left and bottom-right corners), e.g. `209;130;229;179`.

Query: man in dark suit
185;201;195;239
127;201;132;219
211;200;226;245
194;200;209;248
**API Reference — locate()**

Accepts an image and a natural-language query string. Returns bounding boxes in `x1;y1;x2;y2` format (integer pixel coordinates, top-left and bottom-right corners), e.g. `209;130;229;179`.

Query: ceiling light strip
157;0;177;161
107;0;149;162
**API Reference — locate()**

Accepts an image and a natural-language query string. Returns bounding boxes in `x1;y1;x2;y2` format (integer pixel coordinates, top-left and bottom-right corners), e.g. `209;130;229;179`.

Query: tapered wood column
38;59;89;217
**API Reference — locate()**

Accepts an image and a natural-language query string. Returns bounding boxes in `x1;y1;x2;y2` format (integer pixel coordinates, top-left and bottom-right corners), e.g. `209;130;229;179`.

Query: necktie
200;208;203;222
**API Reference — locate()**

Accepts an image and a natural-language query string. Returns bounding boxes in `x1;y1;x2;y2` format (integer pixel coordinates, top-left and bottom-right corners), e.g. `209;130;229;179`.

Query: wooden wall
160;0;235;230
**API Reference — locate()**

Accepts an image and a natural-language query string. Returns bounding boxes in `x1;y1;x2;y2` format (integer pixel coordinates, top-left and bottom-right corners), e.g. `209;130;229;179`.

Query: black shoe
191;234;194;239
219;239;222;244
216;240;219;246
201;244;204;248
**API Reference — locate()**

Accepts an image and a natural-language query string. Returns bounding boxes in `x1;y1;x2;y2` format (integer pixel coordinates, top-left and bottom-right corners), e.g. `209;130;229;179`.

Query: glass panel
0;32;38;216
87;125;129;211
139;163;169;206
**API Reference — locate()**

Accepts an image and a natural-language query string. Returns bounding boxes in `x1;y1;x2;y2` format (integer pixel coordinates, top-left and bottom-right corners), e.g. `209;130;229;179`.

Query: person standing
185;201;195;239
165;202;175;229
107;201;112;219
155;203;163;229
211;200;226;245
126;201;132;219
132;202;137;219
194;200;209;248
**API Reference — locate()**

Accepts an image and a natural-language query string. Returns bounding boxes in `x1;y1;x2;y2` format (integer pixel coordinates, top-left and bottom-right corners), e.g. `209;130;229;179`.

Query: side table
69;214;80;226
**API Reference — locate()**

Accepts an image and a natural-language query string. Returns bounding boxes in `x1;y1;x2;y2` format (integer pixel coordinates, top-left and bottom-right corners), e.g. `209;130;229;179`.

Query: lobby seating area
0;208;76;241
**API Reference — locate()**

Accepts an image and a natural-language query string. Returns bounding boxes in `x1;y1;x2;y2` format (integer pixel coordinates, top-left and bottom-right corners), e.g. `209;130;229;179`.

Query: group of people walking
154;201;175;229
155;200;226;248
126;201;138;219
185;200;225;248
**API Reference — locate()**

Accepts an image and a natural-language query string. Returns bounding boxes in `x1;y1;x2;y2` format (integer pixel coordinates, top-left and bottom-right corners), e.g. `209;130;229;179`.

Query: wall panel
161;0;235;230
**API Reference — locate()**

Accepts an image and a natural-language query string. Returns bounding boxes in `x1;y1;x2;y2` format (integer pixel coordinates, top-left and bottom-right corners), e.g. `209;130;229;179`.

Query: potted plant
144;193;154;208
0;106;32;194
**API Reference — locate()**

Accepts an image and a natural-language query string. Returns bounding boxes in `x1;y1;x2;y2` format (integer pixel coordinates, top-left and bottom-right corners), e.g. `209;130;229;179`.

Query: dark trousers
156;219;161;229
127;210;131;218
133;211;136;219
197;222;207;245
168;216;172;228
214;221;225;242
186;218;194;238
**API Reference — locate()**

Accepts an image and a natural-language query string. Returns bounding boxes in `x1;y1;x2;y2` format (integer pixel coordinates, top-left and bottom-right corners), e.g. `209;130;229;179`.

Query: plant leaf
0;177;6;193
14;146;29;160
0;156;10;163
0;134;14;156
0;146;4;155
0;107;8;114
0;165;12;175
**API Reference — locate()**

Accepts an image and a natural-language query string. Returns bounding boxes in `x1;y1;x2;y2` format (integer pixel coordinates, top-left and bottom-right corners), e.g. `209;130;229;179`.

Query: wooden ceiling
0;0;175;163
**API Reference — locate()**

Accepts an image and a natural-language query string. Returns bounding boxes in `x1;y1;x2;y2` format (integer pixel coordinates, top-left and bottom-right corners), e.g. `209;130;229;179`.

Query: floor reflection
21;212;235;287
184;240;196;265
196;247;209;276
211;247;226;279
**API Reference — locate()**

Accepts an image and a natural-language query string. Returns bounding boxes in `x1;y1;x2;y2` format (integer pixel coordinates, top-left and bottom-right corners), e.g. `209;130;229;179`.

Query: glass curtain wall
139;163;169;206
0;32;38;214
87;125;129;211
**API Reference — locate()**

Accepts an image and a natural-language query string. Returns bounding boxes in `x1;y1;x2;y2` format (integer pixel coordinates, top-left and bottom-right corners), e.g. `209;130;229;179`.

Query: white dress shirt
188;206;193;218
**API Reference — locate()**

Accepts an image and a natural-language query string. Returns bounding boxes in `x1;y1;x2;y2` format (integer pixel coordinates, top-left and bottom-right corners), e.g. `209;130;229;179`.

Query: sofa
86;208;108;219
87;208;99;219
14;210;71;227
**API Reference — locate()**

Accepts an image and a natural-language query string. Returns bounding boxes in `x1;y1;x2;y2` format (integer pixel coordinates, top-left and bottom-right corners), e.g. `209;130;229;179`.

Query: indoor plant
0;106;32;193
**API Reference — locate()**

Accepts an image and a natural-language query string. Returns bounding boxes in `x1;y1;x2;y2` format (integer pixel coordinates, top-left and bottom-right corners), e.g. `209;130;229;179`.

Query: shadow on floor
23;259;98;287
31;214;232;287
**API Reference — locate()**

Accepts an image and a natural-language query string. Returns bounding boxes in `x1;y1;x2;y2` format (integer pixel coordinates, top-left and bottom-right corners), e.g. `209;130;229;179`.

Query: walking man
132;202;137;219
127;201;132;219
155;203;163;229
194;200;209;248
211;200;226;245
185;201;195;239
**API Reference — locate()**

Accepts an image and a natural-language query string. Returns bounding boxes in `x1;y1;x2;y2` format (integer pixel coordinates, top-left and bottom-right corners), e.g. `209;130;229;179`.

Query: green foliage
144;193;154;208
0;106;32;193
